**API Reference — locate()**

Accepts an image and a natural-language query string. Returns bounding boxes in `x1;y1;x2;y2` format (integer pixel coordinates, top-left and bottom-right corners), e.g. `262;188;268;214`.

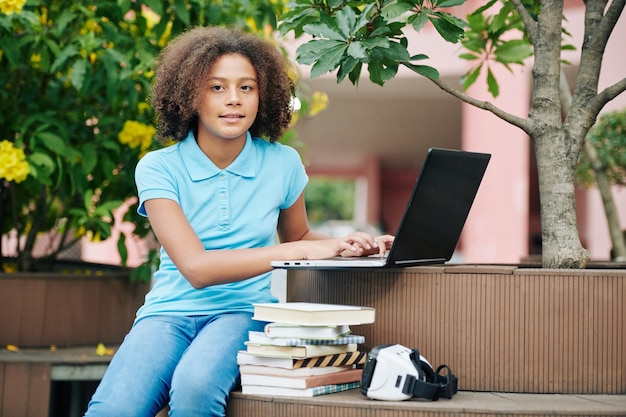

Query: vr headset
360;344;458;401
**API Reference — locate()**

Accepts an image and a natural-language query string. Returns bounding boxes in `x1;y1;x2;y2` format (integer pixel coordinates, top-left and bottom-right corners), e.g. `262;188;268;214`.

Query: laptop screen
386;148;491;267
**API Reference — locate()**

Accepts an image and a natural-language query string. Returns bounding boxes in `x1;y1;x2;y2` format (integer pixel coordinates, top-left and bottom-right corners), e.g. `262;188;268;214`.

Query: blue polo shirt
134;131;308;319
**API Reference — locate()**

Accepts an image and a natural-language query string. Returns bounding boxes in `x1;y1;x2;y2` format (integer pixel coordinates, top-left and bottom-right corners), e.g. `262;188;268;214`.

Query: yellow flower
30;53;41;69
0;140;30;183
80;19;102;36
157;21;172;48
95;343;114;356
118;120;156;152
0;0;26;15
308;91;329;117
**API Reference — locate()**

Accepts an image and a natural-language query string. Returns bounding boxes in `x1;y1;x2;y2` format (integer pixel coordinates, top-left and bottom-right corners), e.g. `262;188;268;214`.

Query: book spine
309;381;360;396
293;351;367;368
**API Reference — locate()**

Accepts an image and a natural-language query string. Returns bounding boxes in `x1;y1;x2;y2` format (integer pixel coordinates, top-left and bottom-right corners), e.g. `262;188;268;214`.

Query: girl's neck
196;133;246;170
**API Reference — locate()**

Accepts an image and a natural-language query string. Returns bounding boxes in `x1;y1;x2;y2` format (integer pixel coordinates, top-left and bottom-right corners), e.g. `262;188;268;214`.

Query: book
241;381;360;397
244;342;357;359
240;368;362;389
252;302;375;326
239;364;353;377
236;350;367;369
265;323;351;339
248;331;365;346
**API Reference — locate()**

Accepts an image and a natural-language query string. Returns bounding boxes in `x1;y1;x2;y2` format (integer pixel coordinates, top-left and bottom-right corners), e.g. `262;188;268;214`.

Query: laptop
271;148;491;269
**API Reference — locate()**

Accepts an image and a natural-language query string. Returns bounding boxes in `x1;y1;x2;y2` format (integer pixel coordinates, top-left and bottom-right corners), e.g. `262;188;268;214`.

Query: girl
84;26;393;417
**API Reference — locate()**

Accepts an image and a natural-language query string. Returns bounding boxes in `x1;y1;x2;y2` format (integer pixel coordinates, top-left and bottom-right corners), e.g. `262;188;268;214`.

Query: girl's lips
220;113;244;119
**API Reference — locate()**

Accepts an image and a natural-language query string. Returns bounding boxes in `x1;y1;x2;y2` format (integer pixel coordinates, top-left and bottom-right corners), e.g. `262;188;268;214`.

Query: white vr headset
360;344;458;401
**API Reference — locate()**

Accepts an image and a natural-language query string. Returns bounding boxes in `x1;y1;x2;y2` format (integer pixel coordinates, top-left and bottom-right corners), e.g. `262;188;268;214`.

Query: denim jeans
84;312;265;417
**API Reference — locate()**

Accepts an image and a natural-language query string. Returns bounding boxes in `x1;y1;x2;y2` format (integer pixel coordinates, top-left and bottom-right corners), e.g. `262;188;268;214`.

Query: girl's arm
144;193;393;289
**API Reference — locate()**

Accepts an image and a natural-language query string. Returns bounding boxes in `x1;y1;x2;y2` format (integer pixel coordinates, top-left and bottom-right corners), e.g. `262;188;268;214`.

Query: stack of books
237;302;375;397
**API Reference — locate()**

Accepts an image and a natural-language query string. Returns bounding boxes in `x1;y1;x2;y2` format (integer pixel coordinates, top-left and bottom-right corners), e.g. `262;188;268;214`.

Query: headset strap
402;359;459;401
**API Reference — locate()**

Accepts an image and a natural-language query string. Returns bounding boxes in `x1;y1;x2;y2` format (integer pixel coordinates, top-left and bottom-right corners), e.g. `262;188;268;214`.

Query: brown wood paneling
0;274;148;348
0;363;50;417
285;266;626;394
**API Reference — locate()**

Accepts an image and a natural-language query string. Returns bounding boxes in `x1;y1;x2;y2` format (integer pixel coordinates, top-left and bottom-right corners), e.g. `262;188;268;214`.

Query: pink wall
460;66;531;263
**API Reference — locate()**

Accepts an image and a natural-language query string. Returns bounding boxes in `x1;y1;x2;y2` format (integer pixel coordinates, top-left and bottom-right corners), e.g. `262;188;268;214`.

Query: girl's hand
299;232;394;260
340;233;395;258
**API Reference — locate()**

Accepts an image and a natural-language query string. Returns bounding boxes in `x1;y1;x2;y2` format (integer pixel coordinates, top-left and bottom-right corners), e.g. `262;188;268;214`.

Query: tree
576;108;626;261
0;0;323;278
278;0;626;268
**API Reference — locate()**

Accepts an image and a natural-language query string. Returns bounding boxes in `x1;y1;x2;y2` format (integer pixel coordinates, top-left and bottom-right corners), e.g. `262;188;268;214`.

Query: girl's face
196;53;259;144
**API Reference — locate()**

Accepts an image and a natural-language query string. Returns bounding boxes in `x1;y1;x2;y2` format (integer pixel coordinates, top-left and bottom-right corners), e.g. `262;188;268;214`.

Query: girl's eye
241;85;252;91
211;85;223;91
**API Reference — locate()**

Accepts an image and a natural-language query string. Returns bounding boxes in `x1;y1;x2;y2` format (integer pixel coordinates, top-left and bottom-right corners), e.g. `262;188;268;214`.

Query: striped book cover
237;350;367;369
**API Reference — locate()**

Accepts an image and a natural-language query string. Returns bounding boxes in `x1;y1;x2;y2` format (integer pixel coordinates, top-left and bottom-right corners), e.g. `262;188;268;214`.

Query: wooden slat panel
0;363;50;417
285;267;626;394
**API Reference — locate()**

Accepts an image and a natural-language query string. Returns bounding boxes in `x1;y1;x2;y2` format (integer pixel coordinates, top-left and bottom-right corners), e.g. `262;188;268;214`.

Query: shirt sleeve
135;151;180;217
280;144;309;210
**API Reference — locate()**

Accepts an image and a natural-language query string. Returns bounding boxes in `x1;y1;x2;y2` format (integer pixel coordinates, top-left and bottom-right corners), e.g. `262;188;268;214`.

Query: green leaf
81;143;99;174
71;59;88;91
379;41;410;62
83;189;94;211
1;38;21;70
296;39;345;65
337;56;360;82
303;22;347;41
462;65;482;90
354;3;376;33
336;5;356;38
37;132;67;153
459;53;479;60
347;41;367;59
410;12;429;32
28;152;56;173
117;233;129;266
495;39;532;64
50;9;75;38
403;63;439;80
310;43;348;78
491;1;514;33
429;12;467;43
173;0;191;25
381;2;413;20
486;67;499;97
436;0;467;7
50;45;79;73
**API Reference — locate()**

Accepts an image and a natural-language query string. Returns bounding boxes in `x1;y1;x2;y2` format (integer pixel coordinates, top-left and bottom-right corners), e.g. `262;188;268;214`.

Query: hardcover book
264;323;351;339
241;381;360;397
248;331;365;346
239;364;353;377
240;368;362;389
244;342;357;359
252;302;375;326
236;350;367;369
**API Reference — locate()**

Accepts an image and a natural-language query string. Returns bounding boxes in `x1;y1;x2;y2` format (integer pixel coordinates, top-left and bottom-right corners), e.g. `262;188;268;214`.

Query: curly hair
150;26;295;144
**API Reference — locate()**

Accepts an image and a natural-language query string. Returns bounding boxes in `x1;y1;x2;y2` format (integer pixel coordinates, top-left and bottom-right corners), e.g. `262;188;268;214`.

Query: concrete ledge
228;389;626;416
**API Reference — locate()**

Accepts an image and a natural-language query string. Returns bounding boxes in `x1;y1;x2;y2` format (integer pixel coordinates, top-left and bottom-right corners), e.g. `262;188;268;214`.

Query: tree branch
510;0;538;41
594;0;626;48
586;77;626;115
421;71;533;135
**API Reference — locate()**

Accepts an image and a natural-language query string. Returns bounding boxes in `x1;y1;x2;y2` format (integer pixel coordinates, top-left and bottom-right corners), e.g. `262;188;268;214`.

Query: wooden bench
3;265;626;416
3;344;624;417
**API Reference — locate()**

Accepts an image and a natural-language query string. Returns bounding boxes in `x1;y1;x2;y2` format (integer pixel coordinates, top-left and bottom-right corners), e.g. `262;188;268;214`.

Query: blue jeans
84;312;265;417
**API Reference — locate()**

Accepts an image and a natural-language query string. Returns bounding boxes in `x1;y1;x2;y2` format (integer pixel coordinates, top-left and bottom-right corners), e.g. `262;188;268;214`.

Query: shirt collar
180;131;257;181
